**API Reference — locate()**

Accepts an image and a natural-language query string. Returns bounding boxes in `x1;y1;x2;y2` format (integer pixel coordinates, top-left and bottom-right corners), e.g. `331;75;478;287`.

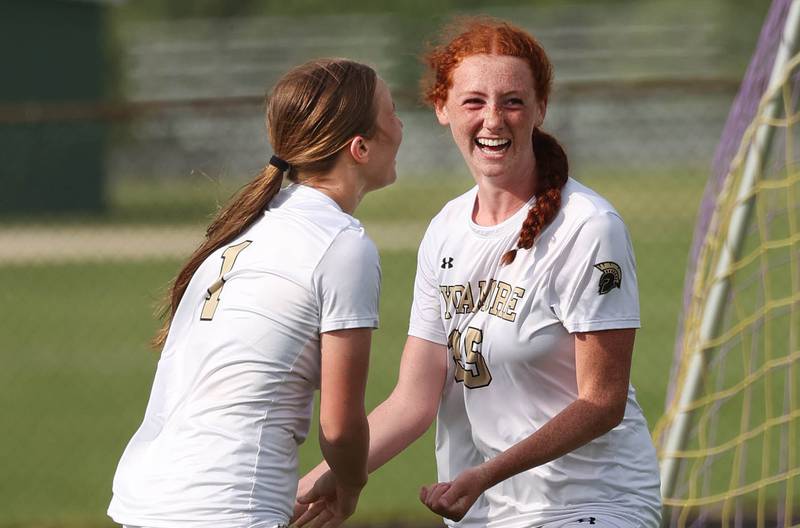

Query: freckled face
436;54;545;182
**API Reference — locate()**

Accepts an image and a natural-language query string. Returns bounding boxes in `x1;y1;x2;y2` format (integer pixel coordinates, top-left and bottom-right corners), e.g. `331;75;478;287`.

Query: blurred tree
0;0;116;215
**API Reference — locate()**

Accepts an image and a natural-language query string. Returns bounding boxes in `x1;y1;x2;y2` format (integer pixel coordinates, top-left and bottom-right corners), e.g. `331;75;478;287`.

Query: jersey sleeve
313;228;381;333
550;211;640;333
408;223;447;345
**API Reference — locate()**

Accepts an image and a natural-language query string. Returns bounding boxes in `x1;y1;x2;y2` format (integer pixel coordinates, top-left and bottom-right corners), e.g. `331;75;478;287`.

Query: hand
419;466;488;522
293;471;365;528
292;470;335;525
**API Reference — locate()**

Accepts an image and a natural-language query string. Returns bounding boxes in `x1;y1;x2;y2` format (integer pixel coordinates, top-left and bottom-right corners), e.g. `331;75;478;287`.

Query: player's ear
435;103;449;126
348;135;369;165
534;98;547;127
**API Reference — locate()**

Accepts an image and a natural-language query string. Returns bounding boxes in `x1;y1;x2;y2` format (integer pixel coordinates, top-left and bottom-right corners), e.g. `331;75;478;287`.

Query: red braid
501;128;569;266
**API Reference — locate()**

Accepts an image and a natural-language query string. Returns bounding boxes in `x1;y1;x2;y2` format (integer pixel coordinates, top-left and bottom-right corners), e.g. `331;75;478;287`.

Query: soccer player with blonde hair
108;58;403;528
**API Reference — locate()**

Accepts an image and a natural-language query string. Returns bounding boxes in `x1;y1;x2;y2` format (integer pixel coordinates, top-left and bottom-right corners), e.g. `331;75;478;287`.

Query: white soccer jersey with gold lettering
409;177;661;528
108;184;381;528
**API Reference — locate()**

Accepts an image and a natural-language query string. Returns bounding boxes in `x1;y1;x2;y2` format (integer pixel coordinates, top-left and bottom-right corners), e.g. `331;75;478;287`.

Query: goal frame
658;0;800;521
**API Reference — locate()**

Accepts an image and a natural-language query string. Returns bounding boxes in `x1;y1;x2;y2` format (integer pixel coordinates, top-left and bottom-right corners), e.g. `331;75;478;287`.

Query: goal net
653;0;800;526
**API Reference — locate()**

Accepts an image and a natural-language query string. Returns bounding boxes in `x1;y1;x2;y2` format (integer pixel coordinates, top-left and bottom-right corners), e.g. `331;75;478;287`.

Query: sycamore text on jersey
439;279;526;322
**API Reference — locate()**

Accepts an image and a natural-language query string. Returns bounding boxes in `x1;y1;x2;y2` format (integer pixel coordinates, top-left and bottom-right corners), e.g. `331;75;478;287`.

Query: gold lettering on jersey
502;287;526;322
439;279;526;323
476;279;495;312
200;240;252;321
450;284;465;313
456;282;475;314
489;281;511;317
440;286;455;319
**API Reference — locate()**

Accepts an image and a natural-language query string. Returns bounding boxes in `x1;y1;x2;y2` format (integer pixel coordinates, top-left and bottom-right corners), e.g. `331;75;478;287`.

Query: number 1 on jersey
200;240;252;321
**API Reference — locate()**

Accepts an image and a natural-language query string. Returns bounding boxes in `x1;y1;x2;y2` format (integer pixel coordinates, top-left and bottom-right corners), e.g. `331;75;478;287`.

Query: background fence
0;0;772;525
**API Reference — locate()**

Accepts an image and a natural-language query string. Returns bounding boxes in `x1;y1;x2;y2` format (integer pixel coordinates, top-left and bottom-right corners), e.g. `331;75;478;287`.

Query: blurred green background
0;0;771;526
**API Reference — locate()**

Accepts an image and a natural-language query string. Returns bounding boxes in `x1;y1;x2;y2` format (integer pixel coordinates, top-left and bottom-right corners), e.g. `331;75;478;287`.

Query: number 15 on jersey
448;327;492;389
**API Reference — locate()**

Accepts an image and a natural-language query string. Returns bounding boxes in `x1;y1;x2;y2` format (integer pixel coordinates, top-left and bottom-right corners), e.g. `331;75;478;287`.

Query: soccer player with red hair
296;18;661;528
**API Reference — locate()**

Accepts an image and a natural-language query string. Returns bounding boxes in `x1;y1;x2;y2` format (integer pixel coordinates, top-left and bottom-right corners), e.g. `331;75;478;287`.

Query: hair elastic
269;155;290;172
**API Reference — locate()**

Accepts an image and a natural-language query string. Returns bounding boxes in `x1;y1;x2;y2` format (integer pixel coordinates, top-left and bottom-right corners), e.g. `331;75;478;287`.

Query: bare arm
306;335;446;479
295;336;446;525
481;328;633;482
365;335;447;470
318;327;372;488
422;328;635;520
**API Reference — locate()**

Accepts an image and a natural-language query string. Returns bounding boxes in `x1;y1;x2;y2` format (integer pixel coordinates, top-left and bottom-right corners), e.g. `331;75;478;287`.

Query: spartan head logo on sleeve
593;262;622;295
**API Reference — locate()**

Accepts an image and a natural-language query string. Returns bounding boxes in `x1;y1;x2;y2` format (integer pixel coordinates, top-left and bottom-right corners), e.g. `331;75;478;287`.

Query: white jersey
108;184;381;528
409;178;661;528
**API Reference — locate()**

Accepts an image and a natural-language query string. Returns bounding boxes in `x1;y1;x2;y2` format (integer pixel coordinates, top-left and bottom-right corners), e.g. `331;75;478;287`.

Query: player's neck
297;165;366;216
472;174;537;227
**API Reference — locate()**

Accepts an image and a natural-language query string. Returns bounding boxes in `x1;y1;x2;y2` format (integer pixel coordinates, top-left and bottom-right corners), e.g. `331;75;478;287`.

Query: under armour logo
578;518;597;524
441;257;454;269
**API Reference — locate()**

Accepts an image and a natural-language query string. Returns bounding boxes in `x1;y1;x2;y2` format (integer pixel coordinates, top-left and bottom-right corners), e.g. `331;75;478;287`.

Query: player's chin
377;171;397;190
366;170;397;192
473;159;511;178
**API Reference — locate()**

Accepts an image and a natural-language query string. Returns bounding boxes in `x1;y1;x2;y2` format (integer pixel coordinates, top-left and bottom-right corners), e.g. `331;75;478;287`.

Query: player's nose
482;104;504;131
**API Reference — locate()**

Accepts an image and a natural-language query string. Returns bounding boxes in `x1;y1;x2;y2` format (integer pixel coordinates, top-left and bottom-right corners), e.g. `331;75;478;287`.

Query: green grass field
0;172;707;526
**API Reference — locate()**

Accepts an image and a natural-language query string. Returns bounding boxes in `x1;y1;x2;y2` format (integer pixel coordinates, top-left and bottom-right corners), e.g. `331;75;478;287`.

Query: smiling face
436;54;546;185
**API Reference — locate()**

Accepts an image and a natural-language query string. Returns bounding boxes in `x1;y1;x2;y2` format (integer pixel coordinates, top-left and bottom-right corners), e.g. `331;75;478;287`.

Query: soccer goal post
654;0;800;526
